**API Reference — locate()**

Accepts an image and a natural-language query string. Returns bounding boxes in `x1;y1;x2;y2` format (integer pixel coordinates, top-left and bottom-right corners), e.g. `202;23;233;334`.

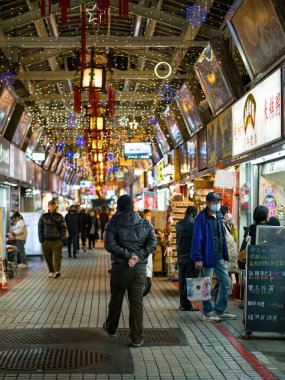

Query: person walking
11;212;28;269
38;200;66;278
86;209;99;250
79;208;87;251
65;205;80;258
190;192;237;322
103;194;157;347
175;206;199;311
99;206;109;241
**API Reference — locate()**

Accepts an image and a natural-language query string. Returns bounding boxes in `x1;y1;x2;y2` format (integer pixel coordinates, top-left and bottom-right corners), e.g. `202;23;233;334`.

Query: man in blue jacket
190;192;237;322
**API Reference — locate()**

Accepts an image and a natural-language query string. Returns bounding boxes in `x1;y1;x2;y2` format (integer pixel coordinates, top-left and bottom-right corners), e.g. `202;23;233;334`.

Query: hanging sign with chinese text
232;69;281;156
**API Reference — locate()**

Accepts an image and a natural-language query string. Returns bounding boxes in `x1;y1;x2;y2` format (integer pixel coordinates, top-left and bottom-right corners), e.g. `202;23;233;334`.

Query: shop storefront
232;68;283;240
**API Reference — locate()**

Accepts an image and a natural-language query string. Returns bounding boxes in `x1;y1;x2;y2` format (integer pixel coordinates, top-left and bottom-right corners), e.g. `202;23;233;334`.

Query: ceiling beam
0;36;207;49
0;0;186;31
16;70;193;81
21;91;158;102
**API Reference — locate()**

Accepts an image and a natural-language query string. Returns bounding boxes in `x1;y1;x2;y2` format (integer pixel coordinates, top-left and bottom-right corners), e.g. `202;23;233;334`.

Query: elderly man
38;200;66;278
104;194;157;347
190;192;236;322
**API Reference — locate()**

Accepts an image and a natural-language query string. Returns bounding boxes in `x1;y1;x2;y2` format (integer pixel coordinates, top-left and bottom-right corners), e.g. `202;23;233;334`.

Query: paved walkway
0;247;284;380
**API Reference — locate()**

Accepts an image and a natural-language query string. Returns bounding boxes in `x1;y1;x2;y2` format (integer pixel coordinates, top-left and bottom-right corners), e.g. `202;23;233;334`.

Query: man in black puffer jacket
176;206;200;311
38;200;66;279
103;194;157;347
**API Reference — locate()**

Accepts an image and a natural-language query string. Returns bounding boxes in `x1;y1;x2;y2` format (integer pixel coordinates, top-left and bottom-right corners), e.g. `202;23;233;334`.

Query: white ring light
154;62;172;79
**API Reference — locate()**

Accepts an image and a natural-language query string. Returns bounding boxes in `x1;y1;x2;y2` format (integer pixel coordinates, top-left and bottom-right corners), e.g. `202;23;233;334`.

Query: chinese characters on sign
232;69;281;156
246;245;285;333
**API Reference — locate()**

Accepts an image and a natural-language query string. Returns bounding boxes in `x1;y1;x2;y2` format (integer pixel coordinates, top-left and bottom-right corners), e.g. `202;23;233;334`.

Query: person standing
175;206;199;311
11;212;28;269
38;200;66;278
65;205;80;258
143;209;152;222
86;209;99;250
190;192;237;322
99;206;109;241
103;195;157;347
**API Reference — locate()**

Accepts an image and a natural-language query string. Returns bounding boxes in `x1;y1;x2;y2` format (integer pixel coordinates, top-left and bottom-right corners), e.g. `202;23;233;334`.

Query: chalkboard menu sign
246;245;285;333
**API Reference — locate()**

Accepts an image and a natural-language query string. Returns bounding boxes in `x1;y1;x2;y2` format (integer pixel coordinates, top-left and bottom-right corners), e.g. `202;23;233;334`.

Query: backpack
238;231;251;269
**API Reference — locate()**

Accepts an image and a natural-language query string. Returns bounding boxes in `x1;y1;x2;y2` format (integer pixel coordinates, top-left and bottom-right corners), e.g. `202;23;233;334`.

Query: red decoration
97;0;110;26
89;88;100;117
108;84;115;117
59;0;70;25
81;3;87;71
73;84;81;114
119;0;128;18
41;0;46;17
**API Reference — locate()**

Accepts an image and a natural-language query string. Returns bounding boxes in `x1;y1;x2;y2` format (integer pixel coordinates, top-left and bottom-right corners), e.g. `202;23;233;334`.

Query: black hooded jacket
104;211;157;270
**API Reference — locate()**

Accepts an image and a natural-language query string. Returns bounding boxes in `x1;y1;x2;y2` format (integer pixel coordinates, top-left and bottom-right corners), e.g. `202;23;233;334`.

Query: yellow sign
157;161;163;182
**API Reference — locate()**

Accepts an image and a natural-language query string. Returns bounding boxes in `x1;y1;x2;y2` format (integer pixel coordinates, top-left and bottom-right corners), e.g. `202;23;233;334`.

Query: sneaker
217;312;237;320
48;273;54;278
18;264;28;269
54;272;60;279
203;315;221;322
102;322;117;337
131;338;144;348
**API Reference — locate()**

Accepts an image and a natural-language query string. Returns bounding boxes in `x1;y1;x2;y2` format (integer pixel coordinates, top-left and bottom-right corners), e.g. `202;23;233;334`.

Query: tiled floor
0;247;284;380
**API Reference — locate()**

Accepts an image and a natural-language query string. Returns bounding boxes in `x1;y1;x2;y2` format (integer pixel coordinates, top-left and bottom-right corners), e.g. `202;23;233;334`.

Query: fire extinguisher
240;183;250;212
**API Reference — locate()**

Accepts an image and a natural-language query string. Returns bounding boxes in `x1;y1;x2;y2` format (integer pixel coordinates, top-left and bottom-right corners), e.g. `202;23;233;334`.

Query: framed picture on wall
227;0;285;80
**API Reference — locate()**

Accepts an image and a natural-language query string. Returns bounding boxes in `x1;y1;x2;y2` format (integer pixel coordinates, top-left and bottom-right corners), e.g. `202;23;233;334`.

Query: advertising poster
232;69;281;156
21;212;42;256
207;107;232;165
0;135;10;176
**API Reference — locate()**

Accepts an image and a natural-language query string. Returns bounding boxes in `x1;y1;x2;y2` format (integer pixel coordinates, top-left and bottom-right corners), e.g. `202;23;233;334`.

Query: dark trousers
42;239;63;273
81;231;86;247
67;233;78;257
178;262;199;308
88;234;96;249
106;269;146;343
101;224;106;240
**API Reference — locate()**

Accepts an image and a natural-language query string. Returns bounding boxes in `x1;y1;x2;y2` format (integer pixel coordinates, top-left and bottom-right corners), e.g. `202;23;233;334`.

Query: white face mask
210;204;221;213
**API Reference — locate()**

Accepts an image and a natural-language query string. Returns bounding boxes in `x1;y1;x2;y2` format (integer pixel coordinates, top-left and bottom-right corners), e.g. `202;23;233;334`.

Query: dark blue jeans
67;233;78;257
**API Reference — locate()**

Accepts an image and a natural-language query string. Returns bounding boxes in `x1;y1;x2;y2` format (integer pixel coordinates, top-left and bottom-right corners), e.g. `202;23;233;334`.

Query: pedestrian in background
191;192;237;322
65;205;80;258
176;206;199;311
38;200;66;278
86;209;99;250
103;195;157;347
99;206;109;241
79;208;87;251
11;212;28;269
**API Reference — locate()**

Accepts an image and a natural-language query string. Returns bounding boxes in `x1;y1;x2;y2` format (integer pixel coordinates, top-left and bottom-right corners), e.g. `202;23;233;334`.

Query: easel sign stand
0;207;8;289
244;244;285;339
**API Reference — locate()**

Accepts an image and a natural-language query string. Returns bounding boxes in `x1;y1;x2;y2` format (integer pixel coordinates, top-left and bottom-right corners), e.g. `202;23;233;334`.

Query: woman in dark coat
86;209;99;250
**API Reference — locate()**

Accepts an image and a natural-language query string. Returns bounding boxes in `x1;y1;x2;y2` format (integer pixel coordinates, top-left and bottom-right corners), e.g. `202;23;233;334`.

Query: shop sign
0;136;10;176
157;160;163;182
10;145;27;182
232;69;281;156
143;191;157;209
261;158;285;175
207;107;232;165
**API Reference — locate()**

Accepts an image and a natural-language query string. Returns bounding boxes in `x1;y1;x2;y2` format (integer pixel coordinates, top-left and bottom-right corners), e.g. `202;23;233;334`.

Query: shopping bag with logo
187;274;211;302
